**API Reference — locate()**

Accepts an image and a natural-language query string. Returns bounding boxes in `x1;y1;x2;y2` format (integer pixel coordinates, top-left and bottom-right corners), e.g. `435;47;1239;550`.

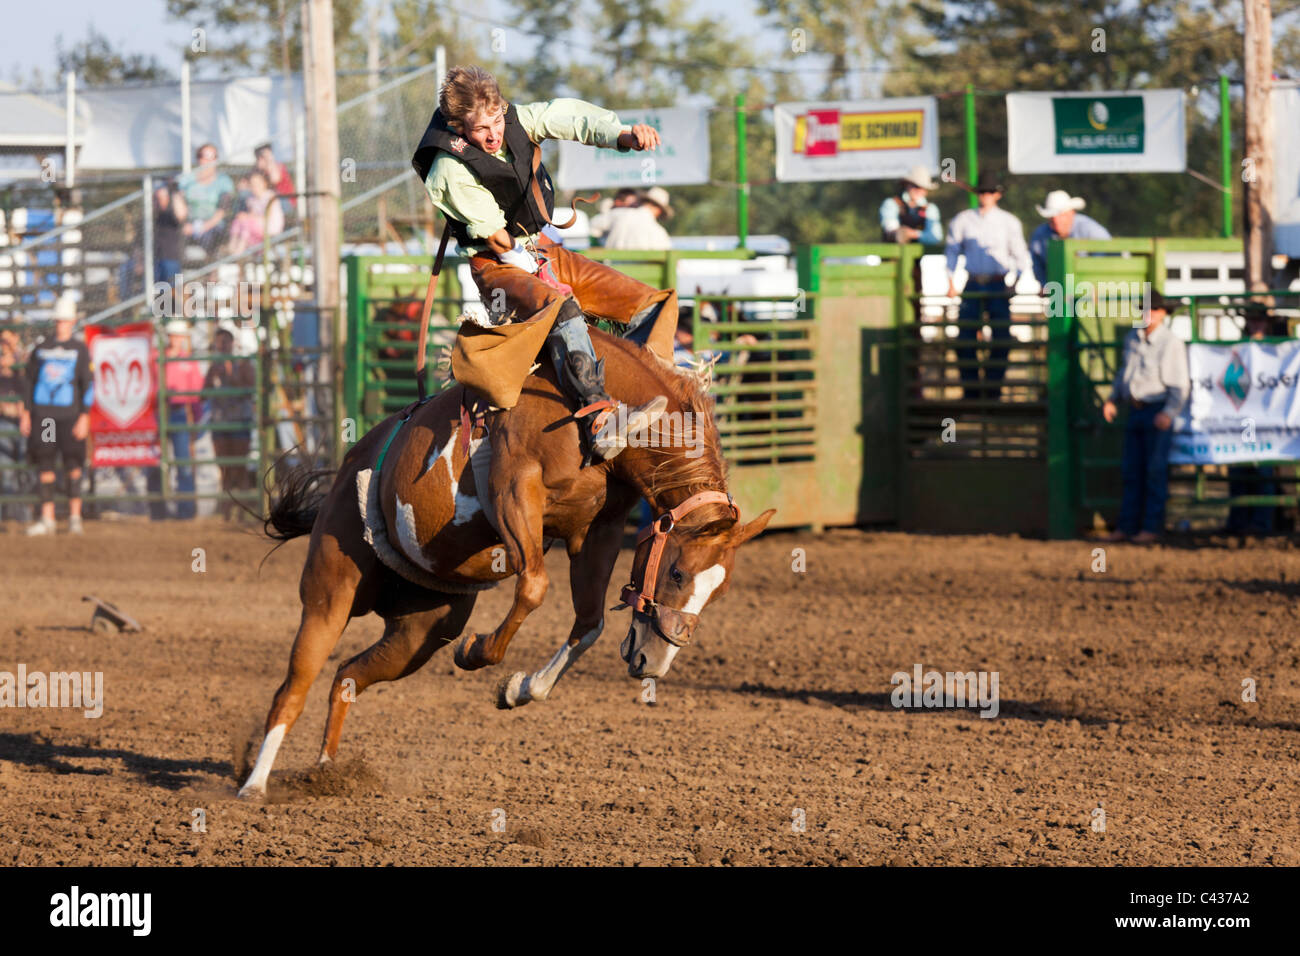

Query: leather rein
617;491;740;646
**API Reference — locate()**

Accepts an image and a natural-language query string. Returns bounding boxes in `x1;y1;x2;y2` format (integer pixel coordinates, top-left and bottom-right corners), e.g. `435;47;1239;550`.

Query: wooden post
305;0;341;457
1243;0;1275;293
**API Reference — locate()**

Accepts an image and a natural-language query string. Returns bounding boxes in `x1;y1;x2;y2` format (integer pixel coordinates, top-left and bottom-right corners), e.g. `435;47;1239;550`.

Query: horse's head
619;494;775;679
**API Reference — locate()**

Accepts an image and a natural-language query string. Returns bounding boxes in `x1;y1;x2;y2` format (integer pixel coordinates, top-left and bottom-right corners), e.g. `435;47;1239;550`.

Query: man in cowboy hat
602;185;674;251
1029;189;1111;287
944;171;1032;400
411;65;673;463
879;165;942;244
1102;290;1190;543
20;294;93;535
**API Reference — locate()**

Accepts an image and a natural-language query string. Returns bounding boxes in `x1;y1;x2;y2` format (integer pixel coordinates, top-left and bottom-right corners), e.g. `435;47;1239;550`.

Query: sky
5;0;770;91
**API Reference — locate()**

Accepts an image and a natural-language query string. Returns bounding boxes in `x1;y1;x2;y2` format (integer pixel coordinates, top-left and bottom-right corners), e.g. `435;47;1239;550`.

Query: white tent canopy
79;75;303;170
0;75;303;177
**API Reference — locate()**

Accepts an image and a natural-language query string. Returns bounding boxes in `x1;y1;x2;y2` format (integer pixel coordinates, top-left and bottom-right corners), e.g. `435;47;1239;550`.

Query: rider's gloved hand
498;241;539;274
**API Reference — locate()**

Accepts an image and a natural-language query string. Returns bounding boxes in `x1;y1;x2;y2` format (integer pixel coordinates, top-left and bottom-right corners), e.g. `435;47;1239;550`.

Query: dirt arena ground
1;519;1298;866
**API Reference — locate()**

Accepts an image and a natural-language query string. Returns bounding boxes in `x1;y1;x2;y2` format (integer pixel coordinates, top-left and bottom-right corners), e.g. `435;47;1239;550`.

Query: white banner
78;75;303;170
555;107;709;191
1007;89;1185;174
1274;82;1300;257
1171;341;1300;464
773;97;939;183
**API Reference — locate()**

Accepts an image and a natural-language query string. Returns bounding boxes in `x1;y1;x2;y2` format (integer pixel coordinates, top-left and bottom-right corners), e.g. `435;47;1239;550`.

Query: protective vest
411;103;556;246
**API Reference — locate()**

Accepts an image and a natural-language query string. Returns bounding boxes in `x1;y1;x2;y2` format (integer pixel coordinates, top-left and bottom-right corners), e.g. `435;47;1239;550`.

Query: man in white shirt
944;171;1032;400
602;186;673;250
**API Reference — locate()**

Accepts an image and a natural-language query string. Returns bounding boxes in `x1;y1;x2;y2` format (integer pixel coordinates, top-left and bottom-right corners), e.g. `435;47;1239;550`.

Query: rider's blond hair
439;66;505;131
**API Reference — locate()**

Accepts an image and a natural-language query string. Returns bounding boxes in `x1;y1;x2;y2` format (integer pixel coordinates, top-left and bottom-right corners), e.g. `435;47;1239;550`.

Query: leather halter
618;491;739;645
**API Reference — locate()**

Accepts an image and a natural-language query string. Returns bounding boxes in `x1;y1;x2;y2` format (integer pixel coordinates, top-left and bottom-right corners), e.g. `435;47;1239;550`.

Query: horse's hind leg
319;588;476;764
239;530;371;799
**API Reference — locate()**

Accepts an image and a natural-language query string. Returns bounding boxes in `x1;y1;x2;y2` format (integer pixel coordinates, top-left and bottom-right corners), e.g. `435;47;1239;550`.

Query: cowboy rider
412;65;671;461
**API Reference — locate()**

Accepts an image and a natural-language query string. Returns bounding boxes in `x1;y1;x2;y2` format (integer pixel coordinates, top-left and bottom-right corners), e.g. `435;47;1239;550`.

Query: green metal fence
331;239;1299;538
0;309;332;521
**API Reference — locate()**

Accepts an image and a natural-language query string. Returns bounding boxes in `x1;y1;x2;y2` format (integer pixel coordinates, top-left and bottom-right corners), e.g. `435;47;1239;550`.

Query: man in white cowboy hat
602;185;674;251
879;165;942;244
20;294;93;535
1029;189;1110;287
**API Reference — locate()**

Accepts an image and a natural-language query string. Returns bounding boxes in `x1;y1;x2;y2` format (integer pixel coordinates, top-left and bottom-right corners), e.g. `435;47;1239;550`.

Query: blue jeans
955;278;1012;400
1118;404;1173;535
147;405;197;519
546;310;598;372
155;258;182;286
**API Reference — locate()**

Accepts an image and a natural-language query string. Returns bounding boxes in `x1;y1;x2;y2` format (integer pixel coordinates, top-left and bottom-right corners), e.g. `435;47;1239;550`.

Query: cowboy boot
548;297;669;461
560;351;668;461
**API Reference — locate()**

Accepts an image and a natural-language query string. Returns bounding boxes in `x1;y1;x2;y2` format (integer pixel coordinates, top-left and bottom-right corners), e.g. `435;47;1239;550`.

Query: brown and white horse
238;328;774;798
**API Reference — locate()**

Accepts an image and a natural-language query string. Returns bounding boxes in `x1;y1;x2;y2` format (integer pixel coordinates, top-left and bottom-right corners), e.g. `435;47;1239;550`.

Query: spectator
226;171;285;256
602;186;673;250
147;320;203;520
255;142;296;215
1226;305;1281;534
1029;190;1112;288
20;295;93;536
203;326;256;520
944;171;1032;401
153;180;188;288
880;166;942;244
178;142;236;254
589;187;641;244
1103;291;1190;544
0;331;32;523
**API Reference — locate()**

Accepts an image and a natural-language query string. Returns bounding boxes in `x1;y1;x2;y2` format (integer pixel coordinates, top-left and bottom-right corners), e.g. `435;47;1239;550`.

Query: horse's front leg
497;512;625;708
454;465;548;670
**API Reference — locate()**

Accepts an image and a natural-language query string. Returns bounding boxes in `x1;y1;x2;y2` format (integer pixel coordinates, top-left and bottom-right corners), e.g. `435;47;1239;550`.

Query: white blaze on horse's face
622;533;734;679
621;508;776;680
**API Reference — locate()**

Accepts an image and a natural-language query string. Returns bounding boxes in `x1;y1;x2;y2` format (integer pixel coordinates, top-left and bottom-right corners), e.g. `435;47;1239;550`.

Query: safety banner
1171;340;1300;464
84;323;160;467
555;107;710;190
773;97;939;182
1006;89;1185;173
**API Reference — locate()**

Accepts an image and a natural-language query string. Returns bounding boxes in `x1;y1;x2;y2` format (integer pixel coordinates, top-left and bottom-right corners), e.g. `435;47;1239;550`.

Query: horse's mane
595;330;733;528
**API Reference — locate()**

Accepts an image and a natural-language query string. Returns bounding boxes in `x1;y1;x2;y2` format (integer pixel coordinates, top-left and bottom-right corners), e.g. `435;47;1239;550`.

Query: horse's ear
731;508;776;546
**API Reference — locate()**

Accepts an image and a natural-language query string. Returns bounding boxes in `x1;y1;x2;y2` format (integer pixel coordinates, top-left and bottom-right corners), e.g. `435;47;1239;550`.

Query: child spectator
226;171;285;255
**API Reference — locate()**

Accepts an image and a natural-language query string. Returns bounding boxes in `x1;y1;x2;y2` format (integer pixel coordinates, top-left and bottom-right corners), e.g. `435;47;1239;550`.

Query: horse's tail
263;465;335;542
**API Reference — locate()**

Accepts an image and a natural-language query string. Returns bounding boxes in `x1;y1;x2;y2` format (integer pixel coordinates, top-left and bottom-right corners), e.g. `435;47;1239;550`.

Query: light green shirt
423;98;632;254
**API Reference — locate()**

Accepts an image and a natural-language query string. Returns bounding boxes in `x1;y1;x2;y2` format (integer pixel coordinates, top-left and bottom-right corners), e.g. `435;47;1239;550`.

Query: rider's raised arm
514;98;632;151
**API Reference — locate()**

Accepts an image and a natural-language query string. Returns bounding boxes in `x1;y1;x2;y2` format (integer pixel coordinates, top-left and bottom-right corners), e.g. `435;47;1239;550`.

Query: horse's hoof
237;783;267;801
454;634;490;671
497;672;527;710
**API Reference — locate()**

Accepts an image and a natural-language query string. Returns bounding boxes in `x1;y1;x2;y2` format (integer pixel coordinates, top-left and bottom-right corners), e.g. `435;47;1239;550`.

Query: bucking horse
238;325;775;799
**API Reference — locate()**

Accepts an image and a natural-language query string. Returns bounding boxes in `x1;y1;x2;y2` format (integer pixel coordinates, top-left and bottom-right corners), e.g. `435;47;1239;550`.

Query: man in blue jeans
1102;291;1190;543
944;171;1032;401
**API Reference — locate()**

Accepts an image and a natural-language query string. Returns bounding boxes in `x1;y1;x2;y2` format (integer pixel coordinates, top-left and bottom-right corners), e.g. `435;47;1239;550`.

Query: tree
55;25;176;85
165;0;367;75
896;0;1300;238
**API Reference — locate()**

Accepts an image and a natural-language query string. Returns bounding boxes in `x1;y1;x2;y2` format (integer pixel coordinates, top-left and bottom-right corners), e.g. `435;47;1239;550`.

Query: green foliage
55;25;176;85
165;0;366;74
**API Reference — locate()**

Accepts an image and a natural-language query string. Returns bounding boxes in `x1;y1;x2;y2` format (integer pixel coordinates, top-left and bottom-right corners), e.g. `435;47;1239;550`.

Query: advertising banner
773;97;939;182
1007;90;1185;173
1172;340;1300;464
85;323;160;468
